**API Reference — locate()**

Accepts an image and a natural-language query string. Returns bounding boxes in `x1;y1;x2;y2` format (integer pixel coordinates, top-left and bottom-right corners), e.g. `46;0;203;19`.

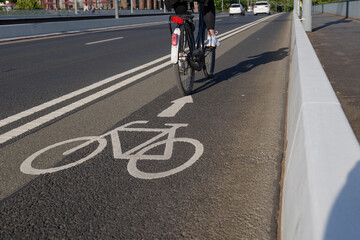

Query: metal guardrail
313;0;360;19
0;9;166;18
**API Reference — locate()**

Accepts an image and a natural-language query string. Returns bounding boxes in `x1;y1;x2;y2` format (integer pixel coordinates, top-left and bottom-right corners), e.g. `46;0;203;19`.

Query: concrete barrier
281;12;360;240
313;0;360;19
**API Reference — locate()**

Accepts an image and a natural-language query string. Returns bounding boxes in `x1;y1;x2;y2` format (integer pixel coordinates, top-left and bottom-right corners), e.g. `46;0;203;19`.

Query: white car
253;1;270;15
229;3;245;16
247;6;253;12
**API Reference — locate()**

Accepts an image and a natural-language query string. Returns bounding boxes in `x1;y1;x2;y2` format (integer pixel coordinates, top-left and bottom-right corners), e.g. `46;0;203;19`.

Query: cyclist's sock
205;35;212;47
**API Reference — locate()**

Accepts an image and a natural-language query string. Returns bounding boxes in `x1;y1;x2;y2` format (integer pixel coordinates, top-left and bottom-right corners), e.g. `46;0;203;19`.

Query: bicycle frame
169;2;207;67
168;2;206;44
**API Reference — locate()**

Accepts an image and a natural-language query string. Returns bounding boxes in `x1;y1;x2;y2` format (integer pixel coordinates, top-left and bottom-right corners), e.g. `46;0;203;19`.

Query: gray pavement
307;12;360;142
0;13;290;238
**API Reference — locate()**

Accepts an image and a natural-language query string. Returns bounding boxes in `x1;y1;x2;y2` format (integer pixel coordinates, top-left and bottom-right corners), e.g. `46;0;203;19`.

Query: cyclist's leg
202;1;216;78
204;0;216;33
204;0;220;47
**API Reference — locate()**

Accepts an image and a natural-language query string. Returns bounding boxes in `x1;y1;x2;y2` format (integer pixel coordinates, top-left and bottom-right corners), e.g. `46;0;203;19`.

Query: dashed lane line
85;36;124;45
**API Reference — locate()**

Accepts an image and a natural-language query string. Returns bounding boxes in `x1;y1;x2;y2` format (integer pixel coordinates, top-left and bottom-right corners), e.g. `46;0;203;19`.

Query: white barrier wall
281;12;360;240
313;1;360;19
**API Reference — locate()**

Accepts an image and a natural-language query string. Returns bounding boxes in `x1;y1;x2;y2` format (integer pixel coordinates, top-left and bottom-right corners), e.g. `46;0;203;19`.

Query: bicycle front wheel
203;47;216;79
174;25;195;96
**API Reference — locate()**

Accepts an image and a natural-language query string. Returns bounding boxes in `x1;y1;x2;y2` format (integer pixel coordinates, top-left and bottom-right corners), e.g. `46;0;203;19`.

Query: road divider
0;14;278;146
281;12;360;240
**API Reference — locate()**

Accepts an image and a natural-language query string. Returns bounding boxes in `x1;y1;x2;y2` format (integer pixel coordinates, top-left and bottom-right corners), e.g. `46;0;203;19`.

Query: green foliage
215;0;294;12
215;0;250;12
313;0;344;5
215;0;343;13
14;0;42;9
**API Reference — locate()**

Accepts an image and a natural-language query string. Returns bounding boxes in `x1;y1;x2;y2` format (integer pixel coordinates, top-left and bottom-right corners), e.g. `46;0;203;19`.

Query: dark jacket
165;0;208;11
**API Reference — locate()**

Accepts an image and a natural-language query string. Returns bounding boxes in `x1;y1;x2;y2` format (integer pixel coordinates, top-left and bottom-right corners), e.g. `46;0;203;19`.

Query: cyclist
165;0;220;47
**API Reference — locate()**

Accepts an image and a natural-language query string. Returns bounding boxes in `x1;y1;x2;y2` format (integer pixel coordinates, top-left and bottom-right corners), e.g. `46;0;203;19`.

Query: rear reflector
171;16;184;24
172;33;178;46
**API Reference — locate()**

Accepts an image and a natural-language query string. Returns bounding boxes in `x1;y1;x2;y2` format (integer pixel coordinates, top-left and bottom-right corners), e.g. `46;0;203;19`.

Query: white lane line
0;60;172;145
217;14;278;40
0;54;170;129
86;36;124;45
0;14;279;145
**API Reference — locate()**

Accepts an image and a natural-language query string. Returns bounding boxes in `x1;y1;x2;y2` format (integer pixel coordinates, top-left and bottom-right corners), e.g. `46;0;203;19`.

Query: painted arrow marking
157;96;193;118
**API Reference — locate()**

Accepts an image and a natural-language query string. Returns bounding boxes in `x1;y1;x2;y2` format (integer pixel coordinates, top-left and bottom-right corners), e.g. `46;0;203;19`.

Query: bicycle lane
0;13;290;238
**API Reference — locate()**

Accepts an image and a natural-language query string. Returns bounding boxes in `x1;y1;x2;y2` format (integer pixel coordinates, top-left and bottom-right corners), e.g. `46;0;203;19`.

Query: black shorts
173;0;216;30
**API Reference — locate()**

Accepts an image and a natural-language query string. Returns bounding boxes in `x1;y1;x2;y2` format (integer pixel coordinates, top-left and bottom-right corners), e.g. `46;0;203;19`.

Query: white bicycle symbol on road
20;120;204;179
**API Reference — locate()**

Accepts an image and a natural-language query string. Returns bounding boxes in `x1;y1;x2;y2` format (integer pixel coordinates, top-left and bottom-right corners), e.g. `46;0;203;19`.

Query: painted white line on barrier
86;36;124;45
0;14;279;145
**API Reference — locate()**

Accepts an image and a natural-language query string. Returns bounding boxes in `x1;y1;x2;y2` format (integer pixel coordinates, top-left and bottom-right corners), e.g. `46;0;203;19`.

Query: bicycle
20;121;204;179
169;1;216;96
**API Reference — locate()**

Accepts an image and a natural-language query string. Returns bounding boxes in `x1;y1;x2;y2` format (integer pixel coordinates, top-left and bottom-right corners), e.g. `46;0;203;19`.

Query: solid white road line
85;36;124;45
0;54;170;129
217;13;278;40
0;14;279;145
0;60;172;144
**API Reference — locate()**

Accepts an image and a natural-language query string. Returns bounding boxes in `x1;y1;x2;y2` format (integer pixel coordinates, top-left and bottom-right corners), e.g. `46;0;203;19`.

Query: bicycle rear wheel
203;47;216;79
174;25;195;96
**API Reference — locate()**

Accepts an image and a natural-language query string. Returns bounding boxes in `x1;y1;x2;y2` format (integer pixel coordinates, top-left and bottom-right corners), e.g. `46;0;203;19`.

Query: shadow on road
192;47;288;94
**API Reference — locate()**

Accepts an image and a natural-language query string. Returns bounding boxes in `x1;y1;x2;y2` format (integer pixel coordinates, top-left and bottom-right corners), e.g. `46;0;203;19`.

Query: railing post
114;0;119;18
74;0;78;14
302;0;312;32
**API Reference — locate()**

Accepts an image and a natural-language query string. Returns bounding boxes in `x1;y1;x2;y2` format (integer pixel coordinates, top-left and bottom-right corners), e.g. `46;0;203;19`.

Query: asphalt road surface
0;12;291;239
